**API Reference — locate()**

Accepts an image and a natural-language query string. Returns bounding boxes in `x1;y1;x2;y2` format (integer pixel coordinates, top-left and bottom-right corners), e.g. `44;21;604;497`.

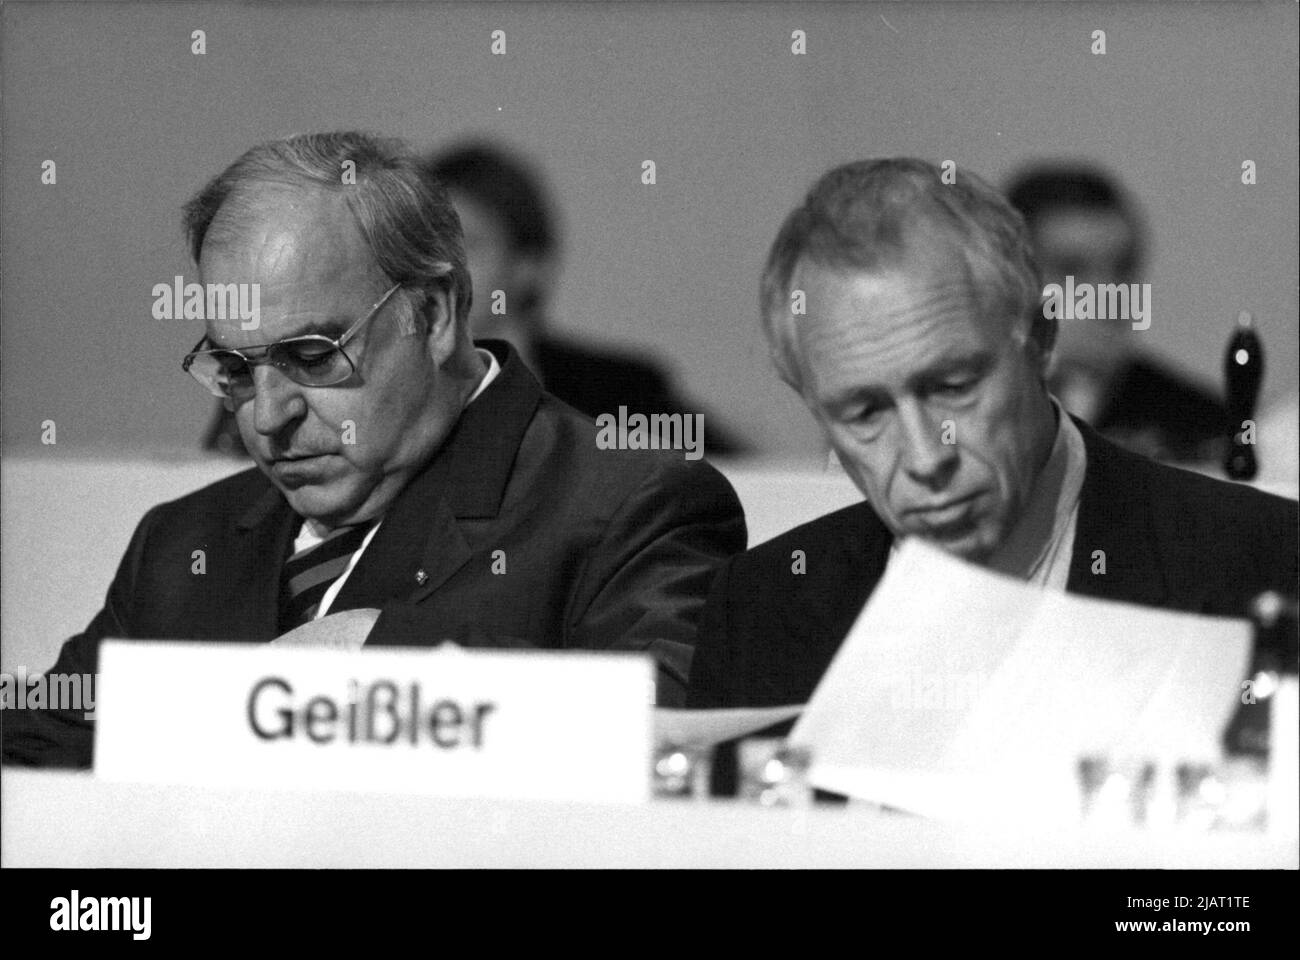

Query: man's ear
420;285;460;366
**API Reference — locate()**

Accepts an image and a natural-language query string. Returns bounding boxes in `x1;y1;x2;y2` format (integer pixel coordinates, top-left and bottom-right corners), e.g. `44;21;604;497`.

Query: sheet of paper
654;705;803;750
791;539;1253;825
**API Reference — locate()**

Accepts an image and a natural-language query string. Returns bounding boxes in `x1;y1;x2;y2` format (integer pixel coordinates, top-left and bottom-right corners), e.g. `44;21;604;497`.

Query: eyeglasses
182;284;404;399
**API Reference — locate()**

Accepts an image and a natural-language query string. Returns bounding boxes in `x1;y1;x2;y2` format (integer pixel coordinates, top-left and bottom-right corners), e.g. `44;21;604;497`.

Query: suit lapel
332;494;473;609
1065;419;1169;607
331;340;542;612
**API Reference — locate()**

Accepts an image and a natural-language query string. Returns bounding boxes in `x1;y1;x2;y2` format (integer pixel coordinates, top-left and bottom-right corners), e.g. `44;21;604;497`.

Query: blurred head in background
423;140;753;458
424;142;560;357
1006;164;1147;380
1003;162;1231;464
1007;164;1145;292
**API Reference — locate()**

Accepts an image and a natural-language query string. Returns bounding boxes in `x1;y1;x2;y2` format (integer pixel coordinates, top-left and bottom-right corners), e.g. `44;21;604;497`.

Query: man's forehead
198;186;388;341
201;186;370;283
795;253;982;329
793;258;996;392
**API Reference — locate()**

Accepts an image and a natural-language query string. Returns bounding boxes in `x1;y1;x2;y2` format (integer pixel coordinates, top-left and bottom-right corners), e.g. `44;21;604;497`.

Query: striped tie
278;522;375;631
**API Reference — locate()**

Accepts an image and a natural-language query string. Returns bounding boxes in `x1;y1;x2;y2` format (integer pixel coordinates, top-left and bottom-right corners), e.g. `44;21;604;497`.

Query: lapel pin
415;568;429;586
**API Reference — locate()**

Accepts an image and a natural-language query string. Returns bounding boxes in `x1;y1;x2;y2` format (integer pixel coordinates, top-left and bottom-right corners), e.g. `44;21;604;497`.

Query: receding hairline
788;236;1023;334
780;223;1025;322
780;261;1043;413
769;232;1043;393
199;181;360;260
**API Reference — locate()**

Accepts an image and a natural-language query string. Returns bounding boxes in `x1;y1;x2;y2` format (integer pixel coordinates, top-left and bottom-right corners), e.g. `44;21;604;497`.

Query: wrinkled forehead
793;237;995;334
790;255;1001;393
198;185;389;343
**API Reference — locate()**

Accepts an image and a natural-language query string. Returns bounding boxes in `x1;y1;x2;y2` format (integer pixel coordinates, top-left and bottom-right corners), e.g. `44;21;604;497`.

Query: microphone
1224;311;1263;481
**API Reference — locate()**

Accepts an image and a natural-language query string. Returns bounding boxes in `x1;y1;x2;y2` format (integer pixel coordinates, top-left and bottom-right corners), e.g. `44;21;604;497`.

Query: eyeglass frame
180;282;406;398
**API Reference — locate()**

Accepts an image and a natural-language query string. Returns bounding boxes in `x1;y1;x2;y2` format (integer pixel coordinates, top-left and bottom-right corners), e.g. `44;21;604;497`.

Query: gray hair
182;130;472;325
759;158;1048;388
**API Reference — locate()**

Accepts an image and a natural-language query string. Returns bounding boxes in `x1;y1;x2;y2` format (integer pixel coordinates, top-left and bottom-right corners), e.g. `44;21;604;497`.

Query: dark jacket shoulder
535;334;751;456
1076;423;1297;617
1100;355;1230;453
686;501;888;708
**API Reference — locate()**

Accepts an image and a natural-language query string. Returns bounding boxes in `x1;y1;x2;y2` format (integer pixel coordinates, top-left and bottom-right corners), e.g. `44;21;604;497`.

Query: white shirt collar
467;347;501;405
982;397;1087;586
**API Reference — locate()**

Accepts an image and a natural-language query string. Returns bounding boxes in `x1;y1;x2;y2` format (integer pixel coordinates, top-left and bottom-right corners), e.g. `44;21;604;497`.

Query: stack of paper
789;540;1252;825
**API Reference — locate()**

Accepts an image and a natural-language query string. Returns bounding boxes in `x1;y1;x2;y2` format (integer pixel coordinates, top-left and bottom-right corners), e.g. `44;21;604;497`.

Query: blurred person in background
424;140;751;458
1006;163;1230;463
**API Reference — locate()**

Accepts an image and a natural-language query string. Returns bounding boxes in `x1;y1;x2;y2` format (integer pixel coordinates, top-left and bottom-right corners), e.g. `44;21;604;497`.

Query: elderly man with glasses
2;131;745;768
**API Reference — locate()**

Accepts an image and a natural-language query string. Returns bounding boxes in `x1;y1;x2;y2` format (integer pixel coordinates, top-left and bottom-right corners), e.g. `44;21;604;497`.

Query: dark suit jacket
534;335;751;457
688;420;1298;710
1052;354;1231;463
3;342;746;767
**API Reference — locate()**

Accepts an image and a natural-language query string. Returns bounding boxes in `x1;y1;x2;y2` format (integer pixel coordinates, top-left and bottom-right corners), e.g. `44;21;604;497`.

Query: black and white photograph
1;0;1296;941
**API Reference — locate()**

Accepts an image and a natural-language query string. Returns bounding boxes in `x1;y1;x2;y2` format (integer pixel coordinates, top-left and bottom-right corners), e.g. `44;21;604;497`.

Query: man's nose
896;400;958;490
250;364;307;436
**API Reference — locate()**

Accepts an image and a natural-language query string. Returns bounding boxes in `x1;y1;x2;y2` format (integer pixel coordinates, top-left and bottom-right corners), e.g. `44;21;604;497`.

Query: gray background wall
3;1;1297;462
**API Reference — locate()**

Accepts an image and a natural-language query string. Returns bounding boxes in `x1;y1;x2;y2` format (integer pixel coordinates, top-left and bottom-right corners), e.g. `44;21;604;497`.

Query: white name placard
94;640;655;803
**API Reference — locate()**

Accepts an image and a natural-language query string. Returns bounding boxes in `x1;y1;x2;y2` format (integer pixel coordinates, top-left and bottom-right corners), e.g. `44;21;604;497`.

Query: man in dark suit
202;140;753;458
3;131;745;767
688;158;1296;711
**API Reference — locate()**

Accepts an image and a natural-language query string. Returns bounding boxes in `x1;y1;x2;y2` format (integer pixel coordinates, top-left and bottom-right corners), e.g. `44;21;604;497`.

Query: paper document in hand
791;539;1252;824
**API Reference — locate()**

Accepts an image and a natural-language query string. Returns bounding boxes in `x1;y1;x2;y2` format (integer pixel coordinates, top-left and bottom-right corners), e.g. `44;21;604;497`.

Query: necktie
278;522;375;631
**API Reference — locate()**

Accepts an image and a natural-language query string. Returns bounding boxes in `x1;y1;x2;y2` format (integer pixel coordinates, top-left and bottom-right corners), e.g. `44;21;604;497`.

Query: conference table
4;459;1296;871
2;769;1294;869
